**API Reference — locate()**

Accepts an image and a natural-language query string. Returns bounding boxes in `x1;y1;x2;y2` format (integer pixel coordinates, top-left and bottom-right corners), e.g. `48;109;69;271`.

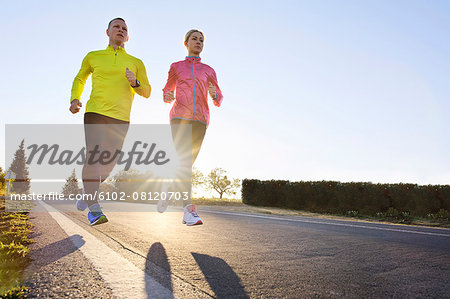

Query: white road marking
202;209;450;238
40;201;174;299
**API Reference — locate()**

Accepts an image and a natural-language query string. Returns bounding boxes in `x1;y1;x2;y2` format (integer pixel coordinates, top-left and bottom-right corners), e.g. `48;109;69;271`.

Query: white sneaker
157;199;169;213
156;182;170;213
182;204;203;226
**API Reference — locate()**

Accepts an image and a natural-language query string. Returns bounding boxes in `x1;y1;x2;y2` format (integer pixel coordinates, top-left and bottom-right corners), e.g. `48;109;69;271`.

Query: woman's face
185;32;204;56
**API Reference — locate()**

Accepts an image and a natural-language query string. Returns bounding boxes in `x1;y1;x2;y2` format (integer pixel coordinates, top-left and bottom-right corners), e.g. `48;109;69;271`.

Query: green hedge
242;179;450;218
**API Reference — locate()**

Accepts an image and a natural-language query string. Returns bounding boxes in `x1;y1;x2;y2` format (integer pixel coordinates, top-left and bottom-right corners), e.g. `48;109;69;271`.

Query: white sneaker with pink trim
156;182;170;213
182;204;203;226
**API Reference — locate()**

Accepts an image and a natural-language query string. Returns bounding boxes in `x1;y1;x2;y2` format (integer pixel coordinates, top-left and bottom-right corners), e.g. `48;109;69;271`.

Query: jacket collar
185;56;201;63
106;45;126;53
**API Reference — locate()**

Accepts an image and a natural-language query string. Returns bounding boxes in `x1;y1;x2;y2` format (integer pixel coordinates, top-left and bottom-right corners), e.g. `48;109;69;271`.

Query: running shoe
87;204;108;226
76;189;88;211
157;199;169;213
182;204;203;226
156;182;170;213
76;199;88;211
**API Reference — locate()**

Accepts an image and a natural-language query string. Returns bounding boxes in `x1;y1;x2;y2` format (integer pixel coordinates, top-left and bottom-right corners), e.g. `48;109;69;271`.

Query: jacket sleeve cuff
213;94;223;107
163;91;174;103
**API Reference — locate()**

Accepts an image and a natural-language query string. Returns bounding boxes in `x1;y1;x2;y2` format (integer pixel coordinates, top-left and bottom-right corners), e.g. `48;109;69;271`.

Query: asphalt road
25;201;450;298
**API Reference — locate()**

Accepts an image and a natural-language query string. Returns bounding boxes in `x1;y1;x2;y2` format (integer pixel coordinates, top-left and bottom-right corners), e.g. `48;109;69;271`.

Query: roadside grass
193;197;244;206
193;197;450;228
341;208;450;228
0;196;34;298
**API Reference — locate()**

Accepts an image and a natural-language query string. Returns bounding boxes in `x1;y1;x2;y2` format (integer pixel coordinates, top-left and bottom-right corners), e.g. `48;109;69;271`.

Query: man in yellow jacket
70;17;151;225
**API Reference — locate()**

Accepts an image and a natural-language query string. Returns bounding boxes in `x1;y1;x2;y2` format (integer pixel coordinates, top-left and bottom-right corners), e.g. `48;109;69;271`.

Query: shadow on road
192;252;249;299
144;244;249;298
26;234;85;275
145;242;173;298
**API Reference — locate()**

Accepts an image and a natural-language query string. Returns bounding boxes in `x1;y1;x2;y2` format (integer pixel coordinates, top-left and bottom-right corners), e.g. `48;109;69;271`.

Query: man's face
107;19;128;45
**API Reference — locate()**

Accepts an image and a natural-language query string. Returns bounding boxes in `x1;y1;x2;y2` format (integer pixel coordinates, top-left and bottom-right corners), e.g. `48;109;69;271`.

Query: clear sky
1;0;449;188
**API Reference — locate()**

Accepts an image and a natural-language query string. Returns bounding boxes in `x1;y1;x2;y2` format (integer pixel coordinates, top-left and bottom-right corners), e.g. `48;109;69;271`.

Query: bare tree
205;168;240;199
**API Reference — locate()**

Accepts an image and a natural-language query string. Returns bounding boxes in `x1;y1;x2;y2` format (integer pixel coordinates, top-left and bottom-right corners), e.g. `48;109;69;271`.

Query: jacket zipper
114;52;117;64
192;58;196;120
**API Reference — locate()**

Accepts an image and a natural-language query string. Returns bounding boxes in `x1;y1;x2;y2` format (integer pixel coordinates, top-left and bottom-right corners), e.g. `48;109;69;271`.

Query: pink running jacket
163;57;223;126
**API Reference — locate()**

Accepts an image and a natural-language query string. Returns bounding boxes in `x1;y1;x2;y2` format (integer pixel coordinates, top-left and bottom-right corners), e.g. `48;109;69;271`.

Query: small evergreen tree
192;167;205;187
9;140;30;194
0;167;5;190
61;169;80;197
191;167;205;197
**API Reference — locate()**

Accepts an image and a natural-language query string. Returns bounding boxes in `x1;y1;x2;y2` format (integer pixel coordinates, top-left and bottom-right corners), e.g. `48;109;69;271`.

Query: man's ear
106;29;110;37
126;35;129;42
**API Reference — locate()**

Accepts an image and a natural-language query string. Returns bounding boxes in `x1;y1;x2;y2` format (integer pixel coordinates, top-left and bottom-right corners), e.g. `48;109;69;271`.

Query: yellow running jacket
71;45;151;121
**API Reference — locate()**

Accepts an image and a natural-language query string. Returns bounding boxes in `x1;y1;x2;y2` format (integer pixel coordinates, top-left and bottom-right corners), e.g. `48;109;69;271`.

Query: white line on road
40;201;174;299
202;209;450;238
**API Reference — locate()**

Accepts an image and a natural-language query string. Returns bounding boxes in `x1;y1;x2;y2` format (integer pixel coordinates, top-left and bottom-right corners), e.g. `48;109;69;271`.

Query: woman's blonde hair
184;29;204;45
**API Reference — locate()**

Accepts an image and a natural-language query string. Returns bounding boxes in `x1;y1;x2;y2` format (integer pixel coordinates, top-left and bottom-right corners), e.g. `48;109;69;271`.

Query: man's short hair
108;18;126;29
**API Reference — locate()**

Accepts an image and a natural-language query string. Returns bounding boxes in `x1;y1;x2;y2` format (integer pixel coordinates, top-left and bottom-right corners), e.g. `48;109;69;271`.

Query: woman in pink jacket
160;29;223;225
